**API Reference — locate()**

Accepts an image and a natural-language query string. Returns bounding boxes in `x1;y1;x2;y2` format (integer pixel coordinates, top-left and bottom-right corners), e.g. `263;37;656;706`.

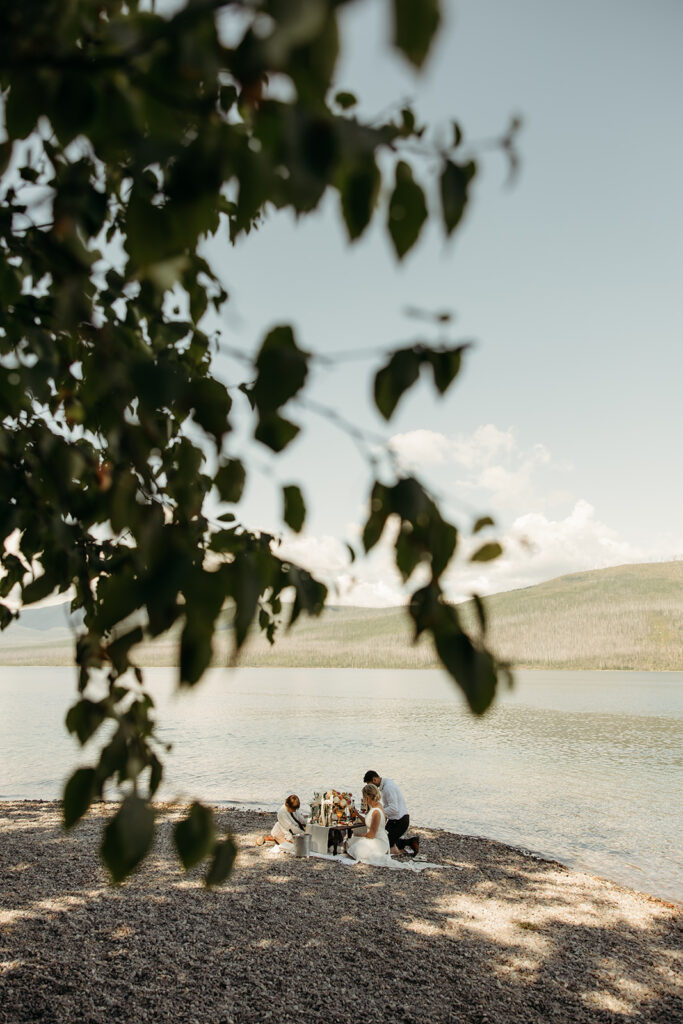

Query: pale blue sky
205;0;682;601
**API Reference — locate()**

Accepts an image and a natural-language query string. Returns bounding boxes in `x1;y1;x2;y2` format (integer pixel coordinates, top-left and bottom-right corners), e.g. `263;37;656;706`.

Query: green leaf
362;482;390;552
95;727;128;789
374;348;421;420
334;91;358;109
0;604;18;631
106;627;143;674
0;141;13;176
0;553;24;599
126;188;220;270
225;552;264;651
470;542;503;563
409;582;446;640
440;159;476;237
174;802;216;871
21;571;58;605
63;768;96;829
205;836;237;887
392;0;441;69
209;528;242;555
188;378;232;441
66;699;108;746
148;755;163;798
238;382;256;410
180;623;213;686
426;345;467;395
400;107;416;134
395;525;421;581
51;74;99;146
387;478;457;580
428;517;457;579
286;567;328;628
255;413;300;453
388;162;428;260
101;796;155;884
219;85;238;113
471;593;487;635
0;262;22;307
252;325;309;413
94;570;144;634
340;155;380;241
6;75;43;138
189;281;209;324
473;516;495;534
283;484;306;533
388;477;430;522
435;630;497;715
215;459;246;503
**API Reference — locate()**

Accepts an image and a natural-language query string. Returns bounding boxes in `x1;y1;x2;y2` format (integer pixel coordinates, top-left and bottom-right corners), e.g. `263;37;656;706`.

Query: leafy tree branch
1;0;511;885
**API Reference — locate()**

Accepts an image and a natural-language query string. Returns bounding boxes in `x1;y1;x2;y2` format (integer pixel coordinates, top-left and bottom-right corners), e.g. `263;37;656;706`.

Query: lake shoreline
4;796;681;907
3;796;680;906
0;655;681;671
1;801;680;1023
3;667;681;903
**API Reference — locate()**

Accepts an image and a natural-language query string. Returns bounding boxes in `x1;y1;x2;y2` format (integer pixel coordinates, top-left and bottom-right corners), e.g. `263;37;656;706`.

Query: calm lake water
1;666;681;902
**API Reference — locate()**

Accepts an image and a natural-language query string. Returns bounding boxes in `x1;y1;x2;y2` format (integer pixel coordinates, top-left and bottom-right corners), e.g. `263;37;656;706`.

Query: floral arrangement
310;789;356;826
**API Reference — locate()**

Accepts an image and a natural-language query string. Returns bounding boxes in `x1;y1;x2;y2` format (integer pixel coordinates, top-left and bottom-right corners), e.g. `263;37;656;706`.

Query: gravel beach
1;801;681;1023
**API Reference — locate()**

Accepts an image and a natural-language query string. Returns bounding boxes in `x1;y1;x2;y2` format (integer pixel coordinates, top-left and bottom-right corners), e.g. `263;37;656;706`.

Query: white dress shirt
379;777;408;821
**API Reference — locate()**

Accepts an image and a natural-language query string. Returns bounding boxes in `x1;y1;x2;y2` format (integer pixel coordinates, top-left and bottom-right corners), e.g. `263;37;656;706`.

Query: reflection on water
0;666;681;901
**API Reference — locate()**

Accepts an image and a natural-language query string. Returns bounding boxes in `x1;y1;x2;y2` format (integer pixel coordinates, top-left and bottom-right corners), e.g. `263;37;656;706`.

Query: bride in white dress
346;784;394;866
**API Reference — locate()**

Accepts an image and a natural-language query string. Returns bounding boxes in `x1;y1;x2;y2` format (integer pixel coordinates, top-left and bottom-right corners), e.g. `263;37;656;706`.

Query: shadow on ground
1;803;680;1024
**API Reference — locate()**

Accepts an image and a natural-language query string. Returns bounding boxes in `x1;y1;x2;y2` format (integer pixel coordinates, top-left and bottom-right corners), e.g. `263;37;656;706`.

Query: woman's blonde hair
362;783;381;804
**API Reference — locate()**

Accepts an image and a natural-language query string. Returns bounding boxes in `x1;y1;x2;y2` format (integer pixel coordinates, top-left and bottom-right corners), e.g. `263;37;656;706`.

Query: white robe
272;804;306;844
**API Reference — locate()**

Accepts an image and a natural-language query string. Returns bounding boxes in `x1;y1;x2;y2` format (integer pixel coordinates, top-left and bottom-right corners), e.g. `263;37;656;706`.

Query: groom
363;770;419;856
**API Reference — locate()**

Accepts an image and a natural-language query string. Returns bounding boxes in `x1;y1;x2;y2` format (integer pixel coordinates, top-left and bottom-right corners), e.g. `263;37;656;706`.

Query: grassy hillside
1;561;681;671
478;560;683;670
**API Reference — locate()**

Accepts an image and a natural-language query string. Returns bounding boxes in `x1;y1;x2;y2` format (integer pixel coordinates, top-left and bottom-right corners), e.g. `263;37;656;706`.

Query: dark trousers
386;814;410;850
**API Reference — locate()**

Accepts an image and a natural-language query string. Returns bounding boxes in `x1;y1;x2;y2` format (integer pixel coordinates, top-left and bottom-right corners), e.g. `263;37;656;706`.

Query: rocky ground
1;801;681;1023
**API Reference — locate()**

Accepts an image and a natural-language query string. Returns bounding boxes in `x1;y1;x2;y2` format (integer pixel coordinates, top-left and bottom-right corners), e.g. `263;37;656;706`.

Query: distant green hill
1;561;681;670
476;560;683;670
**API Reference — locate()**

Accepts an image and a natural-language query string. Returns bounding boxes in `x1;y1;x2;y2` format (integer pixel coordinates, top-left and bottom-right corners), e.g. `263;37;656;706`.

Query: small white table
305;823;332;855
305;822;366;856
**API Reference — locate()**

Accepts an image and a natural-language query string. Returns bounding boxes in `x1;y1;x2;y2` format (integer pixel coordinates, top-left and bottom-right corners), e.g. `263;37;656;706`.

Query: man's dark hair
363;771;380;784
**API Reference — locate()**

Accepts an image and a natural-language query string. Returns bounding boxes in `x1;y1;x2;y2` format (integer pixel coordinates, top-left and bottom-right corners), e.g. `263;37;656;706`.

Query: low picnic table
305;820;365;856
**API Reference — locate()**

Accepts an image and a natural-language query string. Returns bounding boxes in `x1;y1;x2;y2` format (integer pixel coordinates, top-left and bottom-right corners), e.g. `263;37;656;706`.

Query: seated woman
345;784;393;866
256;795;306;846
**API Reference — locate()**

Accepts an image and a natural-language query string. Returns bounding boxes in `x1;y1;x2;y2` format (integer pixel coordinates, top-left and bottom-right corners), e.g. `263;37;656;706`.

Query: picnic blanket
265;842;443;872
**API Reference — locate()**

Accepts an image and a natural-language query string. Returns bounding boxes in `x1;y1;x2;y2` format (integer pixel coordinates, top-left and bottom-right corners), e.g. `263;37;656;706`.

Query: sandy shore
1;802;680;1023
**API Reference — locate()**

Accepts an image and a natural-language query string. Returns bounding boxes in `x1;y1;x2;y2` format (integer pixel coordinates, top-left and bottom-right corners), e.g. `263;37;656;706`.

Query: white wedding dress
346;806;394;867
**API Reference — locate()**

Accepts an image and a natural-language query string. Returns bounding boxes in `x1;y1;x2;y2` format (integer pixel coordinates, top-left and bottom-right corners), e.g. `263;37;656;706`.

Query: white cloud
275;534;350;576
273;425;682;605
332;574;406;608
388;425;557;513
273;499;681;608
442;500;681;600
389;424;517;469
276;524;408;607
